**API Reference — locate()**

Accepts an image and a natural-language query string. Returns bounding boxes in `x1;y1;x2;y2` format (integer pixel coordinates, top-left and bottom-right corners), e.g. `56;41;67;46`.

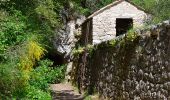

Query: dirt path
50;83;84;100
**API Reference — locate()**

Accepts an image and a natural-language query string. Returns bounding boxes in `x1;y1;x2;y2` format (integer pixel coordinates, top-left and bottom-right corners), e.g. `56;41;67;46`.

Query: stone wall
92;1;148;44
72;20;170;99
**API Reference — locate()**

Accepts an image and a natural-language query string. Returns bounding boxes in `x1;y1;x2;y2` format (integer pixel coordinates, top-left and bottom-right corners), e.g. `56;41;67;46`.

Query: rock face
53;15;85;81
72;20;170;99
53;16;85;58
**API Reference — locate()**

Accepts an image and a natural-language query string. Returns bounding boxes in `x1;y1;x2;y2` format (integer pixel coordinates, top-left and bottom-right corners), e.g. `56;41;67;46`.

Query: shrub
26;59;66;99
26;86;51;100
19;39;45;72
0;10;27;61
0;62;25;99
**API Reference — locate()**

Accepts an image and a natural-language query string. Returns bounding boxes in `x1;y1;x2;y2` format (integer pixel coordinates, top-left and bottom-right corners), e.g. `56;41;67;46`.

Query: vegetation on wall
73;29;139;57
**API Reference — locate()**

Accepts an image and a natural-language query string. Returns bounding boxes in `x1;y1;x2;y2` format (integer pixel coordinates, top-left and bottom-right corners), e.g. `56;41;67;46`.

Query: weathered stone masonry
72;20;170;99
92;1;148;44
82;0;149;45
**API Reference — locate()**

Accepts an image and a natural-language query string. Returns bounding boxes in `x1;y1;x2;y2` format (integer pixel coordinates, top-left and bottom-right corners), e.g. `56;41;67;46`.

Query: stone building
81;0;150;45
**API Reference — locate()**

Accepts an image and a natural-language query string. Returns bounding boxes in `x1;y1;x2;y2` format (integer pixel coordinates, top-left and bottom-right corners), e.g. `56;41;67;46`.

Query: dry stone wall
72;20;170;99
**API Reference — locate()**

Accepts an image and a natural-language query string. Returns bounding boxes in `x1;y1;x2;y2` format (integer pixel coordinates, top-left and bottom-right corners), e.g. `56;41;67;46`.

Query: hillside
0;0;170;99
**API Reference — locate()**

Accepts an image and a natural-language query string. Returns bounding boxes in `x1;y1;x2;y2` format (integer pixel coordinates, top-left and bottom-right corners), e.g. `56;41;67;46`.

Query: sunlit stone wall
73;20;170;99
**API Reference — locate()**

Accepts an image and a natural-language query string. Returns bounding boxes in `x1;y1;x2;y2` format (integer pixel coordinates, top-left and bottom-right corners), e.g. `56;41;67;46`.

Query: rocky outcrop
53;15;85;58
72;20;170;99
52;14;85;81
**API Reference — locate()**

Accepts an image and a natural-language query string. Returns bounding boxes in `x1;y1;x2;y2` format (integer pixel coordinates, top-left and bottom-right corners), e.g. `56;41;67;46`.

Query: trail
50;83;84;100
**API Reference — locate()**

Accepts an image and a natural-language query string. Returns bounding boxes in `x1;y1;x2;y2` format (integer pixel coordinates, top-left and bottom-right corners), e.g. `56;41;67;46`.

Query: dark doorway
116;18;133;36
46;53;65;66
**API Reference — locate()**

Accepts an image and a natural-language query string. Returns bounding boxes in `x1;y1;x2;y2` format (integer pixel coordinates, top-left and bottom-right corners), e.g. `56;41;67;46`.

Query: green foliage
0;0;68;98
34;0;60;27
132;0;155;11
29;59;66;91
0;37;45;99
53;65;66;83
109;39;117;47
26;59;66;99
0;10;27;61
0;0;170;99
86;44;94;55
0;58;66;99
72;44;95;56
72;0;90;15
132;0;170;23
85;0;115;14
72;46;85;55
0;62;25;99
74;29;139;57
126;29;139;42
26;86;51;100
153;0;170;23
0;10;32;98
84;0;170;23
29;60;53;91
84;95;92;100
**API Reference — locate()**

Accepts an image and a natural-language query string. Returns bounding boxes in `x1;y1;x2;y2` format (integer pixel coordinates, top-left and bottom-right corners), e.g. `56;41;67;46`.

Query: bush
26;86;51;100
0;62;26;99
132;0;170;23
27;59;66;99
0;10;27;61
29;59;66;89
0;1;67;99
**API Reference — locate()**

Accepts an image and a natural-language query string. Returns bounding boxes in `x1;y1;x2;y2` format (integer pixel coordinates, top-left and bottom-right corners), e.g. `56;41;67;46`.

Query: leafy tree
132;0;170;23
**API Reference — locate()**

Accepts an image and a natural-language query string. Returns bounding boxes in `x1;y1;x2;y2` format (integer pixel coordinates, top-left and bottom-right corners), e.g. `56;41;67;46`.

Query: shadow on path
50;83;84;100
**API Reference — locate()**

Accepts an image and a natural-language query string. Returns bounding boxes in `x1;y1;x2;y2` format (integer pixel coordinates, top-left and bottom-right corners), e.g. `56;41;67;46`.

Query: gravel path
50;83;84;100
